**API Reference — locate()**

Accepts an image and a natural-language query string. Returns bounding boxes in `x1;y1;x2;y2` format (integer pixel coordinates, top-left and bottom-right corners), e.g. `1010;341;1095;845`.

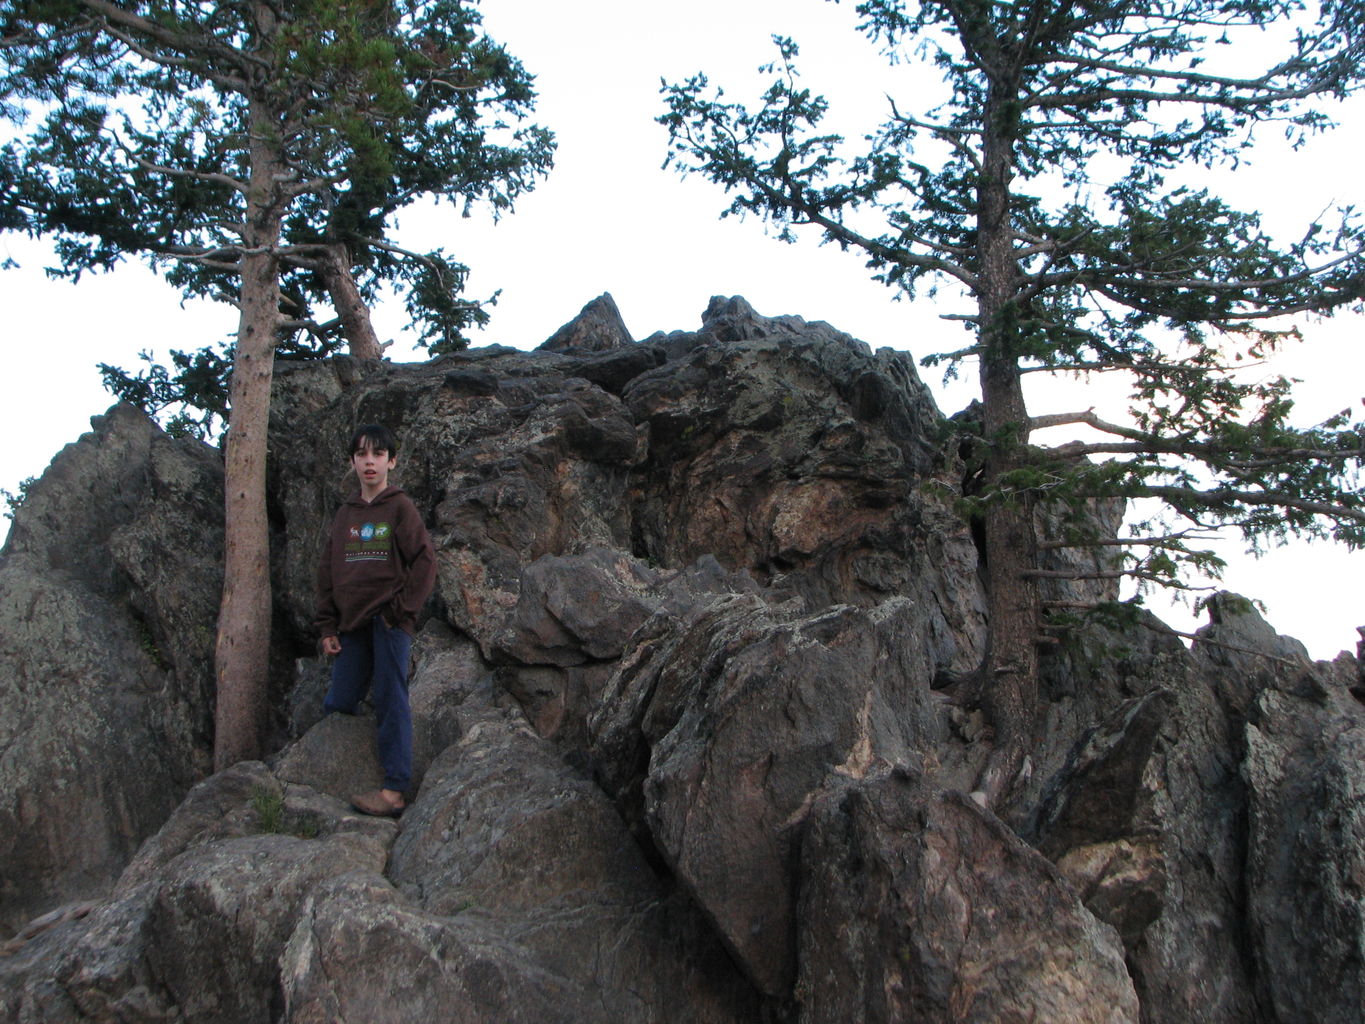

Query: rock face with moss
2;297;1363;1023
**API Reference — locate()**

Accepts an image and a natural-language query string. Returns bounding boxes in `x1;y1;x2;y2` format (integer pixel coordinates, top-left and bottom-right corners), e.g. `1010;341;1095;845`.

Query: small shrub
1;476;37;521
250;785;286;834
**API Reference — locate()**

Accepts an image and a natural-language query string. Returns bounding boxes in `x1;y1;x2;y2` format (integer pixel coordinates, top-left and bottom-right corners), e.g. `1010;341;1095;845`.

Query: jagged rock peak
538;291;633;353
699;293;857;348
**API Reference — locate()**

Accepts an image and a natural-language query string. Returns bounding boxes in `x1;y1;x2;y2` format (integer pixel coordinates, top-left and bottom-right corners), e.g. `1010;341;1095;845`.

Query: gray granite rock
538;292;634;353
0;405;221;936
798;768;1138;1023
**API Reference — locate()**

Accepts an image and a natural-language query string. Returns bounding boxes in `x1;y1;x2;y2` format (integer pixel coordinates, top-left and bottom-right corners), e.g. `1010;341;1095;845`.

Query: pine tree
1;0;554;768
660;0;1365;803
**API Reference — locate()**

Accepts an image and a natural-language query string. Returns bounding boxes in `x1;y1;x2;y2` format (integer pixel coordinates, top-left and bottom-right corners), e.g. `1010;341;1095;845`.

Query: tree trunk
975;376;1040;805
213;54;284;771
972;78;1040;806
322;243;384;359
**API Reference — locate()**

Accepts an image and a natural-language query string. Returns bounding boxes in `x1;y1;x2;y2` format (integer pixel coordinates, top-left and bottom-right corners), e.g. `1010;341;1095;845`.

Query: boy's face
352;442;397;494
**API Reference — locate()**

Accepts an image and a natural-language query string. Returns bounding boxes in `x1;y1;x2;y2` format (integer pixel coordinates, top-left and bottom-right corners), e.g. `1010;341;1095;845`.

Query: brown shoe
350;790;405;817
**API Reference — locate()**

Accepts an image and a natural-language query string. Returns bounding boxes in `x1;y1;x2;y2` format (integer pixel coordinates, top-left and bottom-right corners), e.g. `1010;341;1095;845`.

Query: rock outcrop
0;405;221;933
2;296;1362;1023
537;292;633;353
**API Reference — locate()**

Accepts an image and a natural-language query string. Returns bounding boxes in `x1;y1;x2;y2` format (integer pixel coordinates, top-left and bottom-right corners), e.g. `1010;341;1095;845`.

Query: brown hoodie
315;486;436;637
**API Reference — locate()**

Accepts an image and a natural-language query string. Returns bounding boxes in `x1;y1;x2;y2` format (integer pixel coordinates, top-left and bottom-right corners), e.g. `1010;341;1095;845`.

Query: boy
316;424;437;817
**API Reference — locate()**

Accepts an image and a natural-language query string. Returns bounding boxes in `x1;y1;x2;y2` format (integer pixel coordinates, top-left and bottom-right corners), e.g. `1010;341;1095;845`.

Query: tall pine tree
1;0;553;767
661;0;1365;803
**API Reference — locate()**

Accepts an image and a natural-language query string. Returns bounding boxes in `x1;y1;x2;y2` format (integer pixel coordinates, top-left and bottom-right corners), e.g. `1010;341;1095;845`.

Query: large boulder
0;405;222;937
1207;598;1365;1023
590;594;944;997
385;691;759;1022
279;871;584;1024
3;651;761;1023
492;549;762;747
0;760;394;1023
624;298;981;646
1028;595;1365;1022
798;768;1138;1023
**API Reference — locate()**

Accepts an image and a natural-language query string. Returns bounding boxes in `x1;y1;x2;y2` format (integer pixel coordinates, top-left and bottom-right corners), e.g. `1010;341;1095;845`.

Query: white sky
1;0;1361;659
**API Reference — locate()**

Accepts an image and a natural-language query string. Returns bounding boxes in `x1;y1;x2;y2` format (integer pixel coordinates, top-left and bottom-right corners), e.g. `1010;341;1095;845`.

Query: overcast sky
2;0;1361;657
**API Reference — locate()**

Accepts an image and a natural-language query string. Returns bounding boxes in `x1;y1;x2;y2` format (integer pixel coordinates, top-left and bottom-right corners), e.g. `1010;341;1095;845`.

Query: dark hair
349;424;398;457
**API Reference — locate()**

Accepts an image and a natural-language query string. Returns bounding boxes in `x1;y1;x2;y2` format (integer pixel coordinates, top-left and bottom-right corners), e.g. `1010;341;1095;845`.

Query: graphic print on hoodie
316;486;437;637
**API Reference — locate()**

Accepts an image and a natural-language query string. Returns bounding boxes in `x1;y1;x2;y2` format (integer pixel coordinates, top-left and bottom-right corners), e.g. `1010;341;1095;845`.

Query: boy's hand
320;635;342;657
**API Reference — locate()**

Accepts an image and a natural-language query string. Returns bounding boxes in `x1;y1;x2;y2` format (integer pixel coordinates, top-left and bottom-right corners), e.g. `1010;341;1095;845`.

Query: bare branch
1039;530;1218;550
1038;607;1303;665
186;257;241;271
1025;568;1218;590
1029;411;1365;469
125;152;247;194
363;236;443;263
95;21;246;93
1036;49;1349;101
755;160;981;290
1018;358;1272;375
886;96;982;174
1029;408;1143;437
1142;484;1365;523
74;0;259;88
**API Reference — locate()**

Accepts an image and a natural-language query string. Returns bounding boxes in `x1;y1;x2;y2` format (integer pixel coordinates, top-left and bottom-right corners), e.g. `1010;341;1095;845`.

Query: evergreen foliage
1;0;554;432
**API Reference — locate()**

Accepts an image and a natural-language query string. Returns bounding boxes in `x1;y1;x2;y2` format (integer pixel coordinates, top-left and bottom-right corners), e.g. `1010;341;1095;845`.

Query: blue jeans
324;616;413;793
